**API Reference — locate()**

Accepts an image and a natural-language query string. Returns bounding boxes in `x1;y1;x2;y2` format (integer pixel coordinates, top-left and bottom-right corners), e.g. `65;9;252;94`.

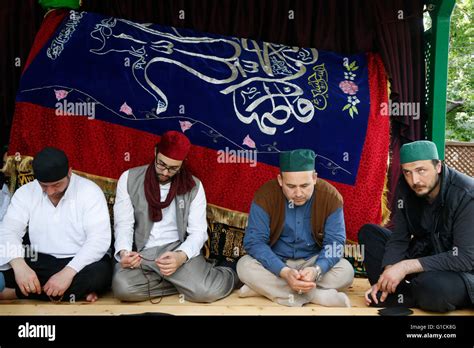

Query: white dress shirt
0;173;111;272
113;170;208;261
0;183;11;222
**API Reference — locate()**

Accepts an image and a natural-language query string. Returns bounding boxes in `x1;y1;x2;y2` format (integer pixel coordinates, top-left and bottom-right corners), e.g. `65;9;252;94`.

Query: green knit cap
279;149;316;172
400;140;439;164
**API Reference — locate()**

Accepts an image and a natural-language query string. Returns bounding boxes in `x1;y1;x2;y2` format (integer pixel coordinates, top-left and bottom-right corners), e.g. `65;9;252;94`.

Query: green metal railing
424;0;456;159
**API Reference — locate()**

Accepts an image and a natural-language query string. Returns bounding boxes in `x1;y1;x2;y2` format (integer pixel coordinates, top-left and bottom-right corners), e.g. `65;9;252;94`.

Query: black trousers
358;224;472;312
2;253;112;301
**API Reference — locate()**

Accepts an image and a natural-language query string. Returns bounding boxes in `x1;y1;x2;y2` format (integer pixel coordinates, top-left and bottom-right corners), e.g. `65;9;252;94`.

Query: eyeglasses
155;158;181;174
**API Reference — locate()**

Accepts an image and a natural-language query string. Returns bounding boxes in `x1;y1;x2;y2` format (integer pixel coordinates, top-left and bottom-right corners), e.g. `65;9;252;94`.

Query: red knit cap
157;130;191;161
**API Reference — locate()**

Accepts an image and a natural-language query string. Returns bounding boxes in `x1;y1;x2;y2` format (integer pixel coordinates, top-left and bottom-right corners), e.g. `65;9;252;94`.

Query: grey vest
127;165;201;251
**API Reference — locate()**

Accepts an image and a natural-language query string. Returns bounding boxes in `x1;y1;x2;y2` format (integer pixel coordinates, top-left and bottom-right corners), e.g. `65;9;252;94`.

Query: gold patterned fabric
4;155;35;193
205;219;246;268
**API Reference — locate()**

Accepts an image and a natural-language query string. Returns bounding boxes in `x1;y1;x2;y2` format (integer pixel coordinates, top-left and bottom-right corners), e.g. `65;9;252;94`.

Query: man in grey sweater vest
112;131;237;302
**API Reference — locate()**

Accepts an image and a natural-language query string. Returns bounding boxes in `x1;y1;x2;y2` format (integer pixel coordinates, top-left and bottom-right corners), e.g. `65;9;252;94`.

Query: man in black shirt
358;140;474;312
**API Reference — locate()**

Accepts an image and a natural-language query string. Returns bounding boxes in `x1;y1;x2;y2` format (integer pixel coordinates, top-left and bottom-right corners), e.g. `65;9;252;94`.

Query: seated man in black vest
359;140;474;312
112;130;236;302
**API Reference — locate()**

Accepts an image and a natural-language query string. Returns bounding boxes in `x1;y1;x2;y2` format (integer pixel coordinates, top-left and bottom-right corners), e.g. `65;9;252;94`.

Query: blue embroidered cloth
17;11;370;185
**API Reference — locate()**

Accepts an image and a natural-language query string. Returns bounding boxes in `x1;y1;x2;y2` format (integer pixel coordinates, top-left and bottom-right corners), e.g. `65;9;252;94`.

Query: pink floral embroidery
54;89;68;100
242;134;256;148
119;102;133;115
179;121;193;132
339;80;358;95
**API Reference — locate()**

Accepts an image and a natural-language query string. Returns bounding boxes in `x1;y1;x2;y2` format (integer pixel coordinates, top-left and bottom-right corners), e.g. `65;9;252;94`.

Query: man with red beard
359;140;474;312
112;131;236;302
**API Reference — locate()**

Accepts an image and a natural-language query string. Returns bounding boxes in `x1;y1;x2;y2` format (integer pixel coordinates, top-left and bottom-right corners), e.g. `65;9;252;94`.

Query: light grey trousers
112;241;236;303
237;254;354;307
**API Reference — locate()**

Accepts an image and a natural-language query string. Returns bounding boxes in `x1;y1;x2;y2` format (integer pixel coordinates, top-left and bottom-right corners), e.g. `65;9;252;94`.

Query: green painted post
425;0;456;159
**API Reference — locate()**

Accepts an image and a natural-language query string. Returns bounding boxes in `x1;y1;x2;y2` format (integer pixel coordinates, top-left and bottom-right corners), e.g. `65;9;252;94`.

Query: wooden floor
1;278;473;316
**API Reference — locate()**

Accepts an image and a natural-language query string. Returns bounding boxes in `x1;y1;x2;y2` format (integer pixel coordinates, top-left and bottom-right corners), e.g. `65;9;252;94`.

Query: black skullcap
32;147;69;183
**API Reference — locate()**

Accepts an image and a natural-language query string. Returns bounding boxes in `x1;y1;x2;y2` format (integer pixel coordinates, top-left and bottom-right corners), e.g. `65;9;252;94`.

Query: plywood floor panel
1;278;473;316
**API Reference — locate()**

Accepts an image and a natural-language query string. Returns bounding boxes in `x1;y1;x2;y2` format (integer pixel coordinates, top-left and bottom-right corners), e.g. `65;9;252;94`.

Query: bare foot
86;292;98;302
0;288;18;300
